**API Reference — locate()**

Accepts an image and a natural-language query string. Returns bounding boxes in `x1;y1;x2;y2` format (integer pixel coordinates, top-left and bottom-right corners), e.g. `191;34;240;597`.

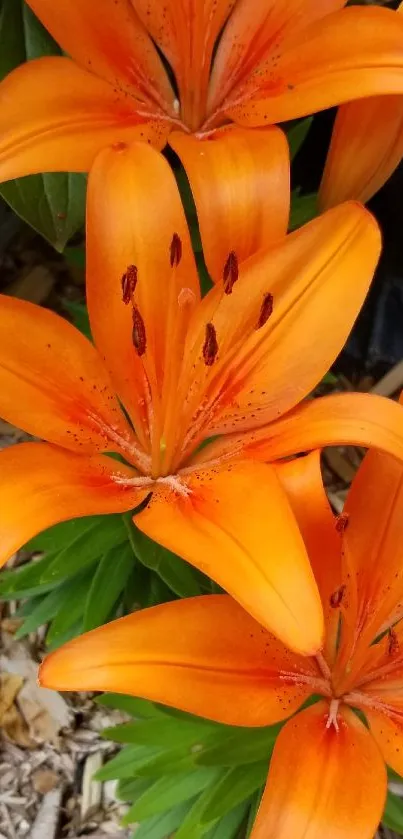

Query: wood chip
0;673;34;748
1;634;72;744
0;619;23;635
4;265;54;305
80;751;103;822
324;448;356;484
371;360;403;398
32;769;60;795
30;789;61;839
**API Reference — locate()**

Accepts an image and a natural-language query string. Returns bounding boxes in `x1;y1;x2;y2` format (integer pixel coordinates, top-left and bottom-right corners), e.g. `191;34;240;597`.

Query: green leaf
116;776;153;802
94;745;164;782
40;516;127;584
13;593;44;617
62;299;92;340
286;117;313;160
245;789;264;838
45;570;94;646
123;768;222;824
0;0;59;76
383;791;403;835
174;779;221;839
0;174;87;252
131;801;195;839
0;553;58;599
197;724;282;766
134;744;214;777
103;718;215;749
64;245;86;271
125;518;203;598
96;694;168;720
200;763;267;823
46;619;83;651
144;572;176;607
289;190;318;232
205;804;249;839
14;585;68;639
25;516;105;553
0;0;86;250
83;543;135;631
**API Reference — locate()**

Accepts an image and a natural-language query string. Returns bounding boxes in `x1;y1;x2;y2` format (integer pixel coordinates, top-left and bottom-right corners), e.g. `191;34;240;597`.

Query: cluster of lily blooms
2;1;403;836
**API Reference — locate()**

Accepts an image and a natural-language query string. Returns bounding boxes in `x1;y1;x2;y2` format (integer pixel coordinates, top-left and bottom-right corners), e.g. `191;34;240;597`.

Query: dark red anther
121;265;138;304
132;306;146;356
335;513;349;534
256;292;274;329
223;251;239;295
170;233;182;267
203;323;218;367
329;584;346;609
388;628;399;657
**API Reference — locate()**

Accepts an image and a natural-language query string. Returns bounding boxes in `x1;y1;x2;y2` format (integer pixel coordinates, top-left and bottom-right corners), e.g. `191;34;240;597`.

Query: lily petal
195;393;403;466
352;616;403;700
275;453;341;665
223;8;403;127
135;460;324;656
0;442;144;569
132;0;236;130
319;95;403;208
170;125;290;283
363;709;403;779
250;701;386;839
342;450;403;647
86;140;199;449
39;594;318;726
181;202;380;443
208;0;347;116
0;294;143;465
0;58;169;183
26;0;173;108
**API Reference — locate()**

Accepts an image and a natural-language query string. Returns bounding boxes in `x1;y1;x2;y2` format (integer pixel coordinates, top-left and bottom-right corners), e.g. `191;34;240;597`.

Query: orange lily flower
1;0;403;188
320;2;403;209
1;137;403;656
40;448;403;839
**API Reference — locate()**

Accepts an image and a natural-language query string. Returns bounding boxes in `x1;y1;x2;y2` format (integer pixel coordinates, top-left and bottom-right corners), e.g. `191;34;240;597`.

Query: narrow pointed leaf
40;516;127;584
132;801;195;839
205;804;249;839
0;553;58;599
127;522;204;598
200;763;268;823
94;745;163;782
96;694;167;719
14;586;66;639
102;718;216;749
124;768;222;822
116;777;152;803
83;543;134;631
45;570;93;646
197;725;282;767
383;791;403;834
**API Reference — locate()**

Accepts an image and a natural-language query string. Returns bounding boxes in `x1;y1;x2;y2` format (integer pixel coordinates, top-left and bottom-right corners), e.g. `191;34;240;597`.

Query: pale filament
278;671;332;697
326;698;340;732
86;411;151;473
354;658;403;690
343;690;403;721
113;472;191;498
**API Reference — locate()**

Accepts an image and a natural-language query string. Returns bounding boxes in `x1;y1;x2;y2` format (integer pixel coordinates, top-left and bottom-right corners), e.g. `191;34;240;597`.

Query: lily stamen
326;698;340;732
